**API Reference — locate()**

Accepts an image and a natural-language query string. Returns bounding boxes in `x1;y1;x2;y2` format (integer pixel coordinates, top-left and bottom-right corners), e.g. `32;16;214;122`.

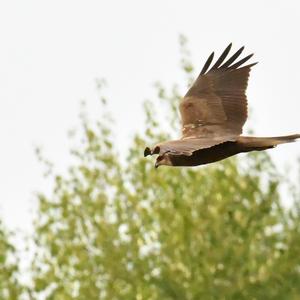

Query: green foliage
0;221;23;299
30;40;300;300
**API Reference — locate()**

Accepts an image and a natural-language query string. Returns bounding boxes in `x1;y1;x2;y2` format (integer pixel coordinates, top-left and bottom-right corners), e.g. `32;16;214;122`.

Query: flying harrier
144;44;299;168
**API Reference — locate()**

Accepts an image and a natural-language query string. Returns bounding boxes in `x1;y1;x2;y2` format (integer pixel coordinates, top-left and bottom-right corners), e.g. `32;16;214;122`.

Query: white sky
0;0;299;233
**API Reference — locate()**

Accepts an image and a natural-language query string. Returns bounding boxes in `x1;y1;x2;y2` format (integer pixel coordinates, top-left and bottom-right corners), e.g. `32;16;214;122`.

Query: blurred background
0;1;300;299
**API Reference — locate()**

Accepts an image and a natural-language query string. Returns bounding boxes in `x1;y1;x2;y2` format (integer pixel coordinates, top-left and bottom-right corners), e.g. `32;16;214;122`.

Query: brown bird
144;44;300;168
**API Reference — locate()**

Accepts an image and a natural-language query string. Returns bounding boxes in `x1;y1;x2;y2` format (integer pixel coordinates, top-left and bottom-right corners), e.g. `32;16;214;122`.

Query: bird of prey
144;44;299;168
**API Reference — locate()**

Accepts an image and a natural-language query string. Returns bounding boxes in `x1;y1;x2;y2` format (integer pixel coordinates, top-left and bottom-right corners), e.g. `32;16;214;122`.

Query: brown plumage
144;44;300;168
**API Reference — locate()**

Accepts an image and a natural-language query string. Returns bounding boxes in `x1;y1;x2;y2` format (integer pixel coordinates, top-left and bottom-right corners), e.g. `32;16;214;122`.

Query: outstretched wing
148;136;231;157
180;44;257;140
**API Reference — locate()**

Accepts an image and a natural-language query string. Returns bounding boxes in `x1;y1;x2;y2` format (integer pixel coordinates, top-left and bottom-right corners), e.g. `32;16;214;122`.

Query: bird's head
155;154;172;168
144;145;172;168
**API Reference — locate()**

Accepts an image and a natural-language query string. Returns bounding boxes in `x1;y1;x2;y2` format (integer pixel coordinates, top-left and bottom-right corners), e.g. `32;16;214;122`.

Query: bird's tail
238;134;300;151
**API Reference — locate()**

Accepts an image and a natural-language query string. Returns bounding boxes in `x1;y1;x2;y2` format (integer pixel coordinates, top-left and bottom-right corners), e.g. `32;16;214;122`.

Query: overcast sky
0;0;299;233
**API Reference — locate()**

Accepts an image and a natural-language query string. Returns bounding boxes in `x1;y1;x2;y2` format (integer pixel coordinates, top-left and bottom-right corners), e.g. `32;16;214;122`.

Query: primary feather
144;44;299;168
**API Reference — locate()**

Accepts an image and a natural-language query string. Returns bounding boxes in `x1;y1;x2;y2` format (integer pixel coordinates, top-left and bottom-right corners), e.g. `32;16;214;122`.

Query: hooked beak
155;161;159;169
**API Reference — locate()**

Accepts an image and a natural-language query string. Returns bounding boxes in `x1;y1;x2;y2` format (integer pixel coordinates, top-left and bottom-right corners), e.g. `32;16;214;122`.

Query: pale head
155;154;172;168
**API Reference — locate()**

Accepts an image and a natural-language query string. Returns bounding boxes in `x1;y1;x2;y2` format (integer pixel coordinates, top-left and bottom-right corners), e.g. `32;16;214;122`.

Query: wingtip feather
210;43;232;71
229;53;254;69
200;51;214;75
221;46;245;68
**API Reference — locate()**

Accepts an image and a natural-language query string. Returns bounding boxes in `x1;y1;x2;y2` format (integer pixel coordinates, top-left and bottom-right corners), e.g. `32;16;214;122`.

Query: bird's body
158;135;300;167
144;44;299;168
165;141;247;167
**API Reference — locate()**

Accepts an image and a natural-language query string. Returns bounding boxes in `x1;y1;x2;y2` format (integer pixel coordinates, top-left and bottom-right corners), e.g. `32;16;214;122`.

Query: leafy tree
30;38;300;300
0;220;23;299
